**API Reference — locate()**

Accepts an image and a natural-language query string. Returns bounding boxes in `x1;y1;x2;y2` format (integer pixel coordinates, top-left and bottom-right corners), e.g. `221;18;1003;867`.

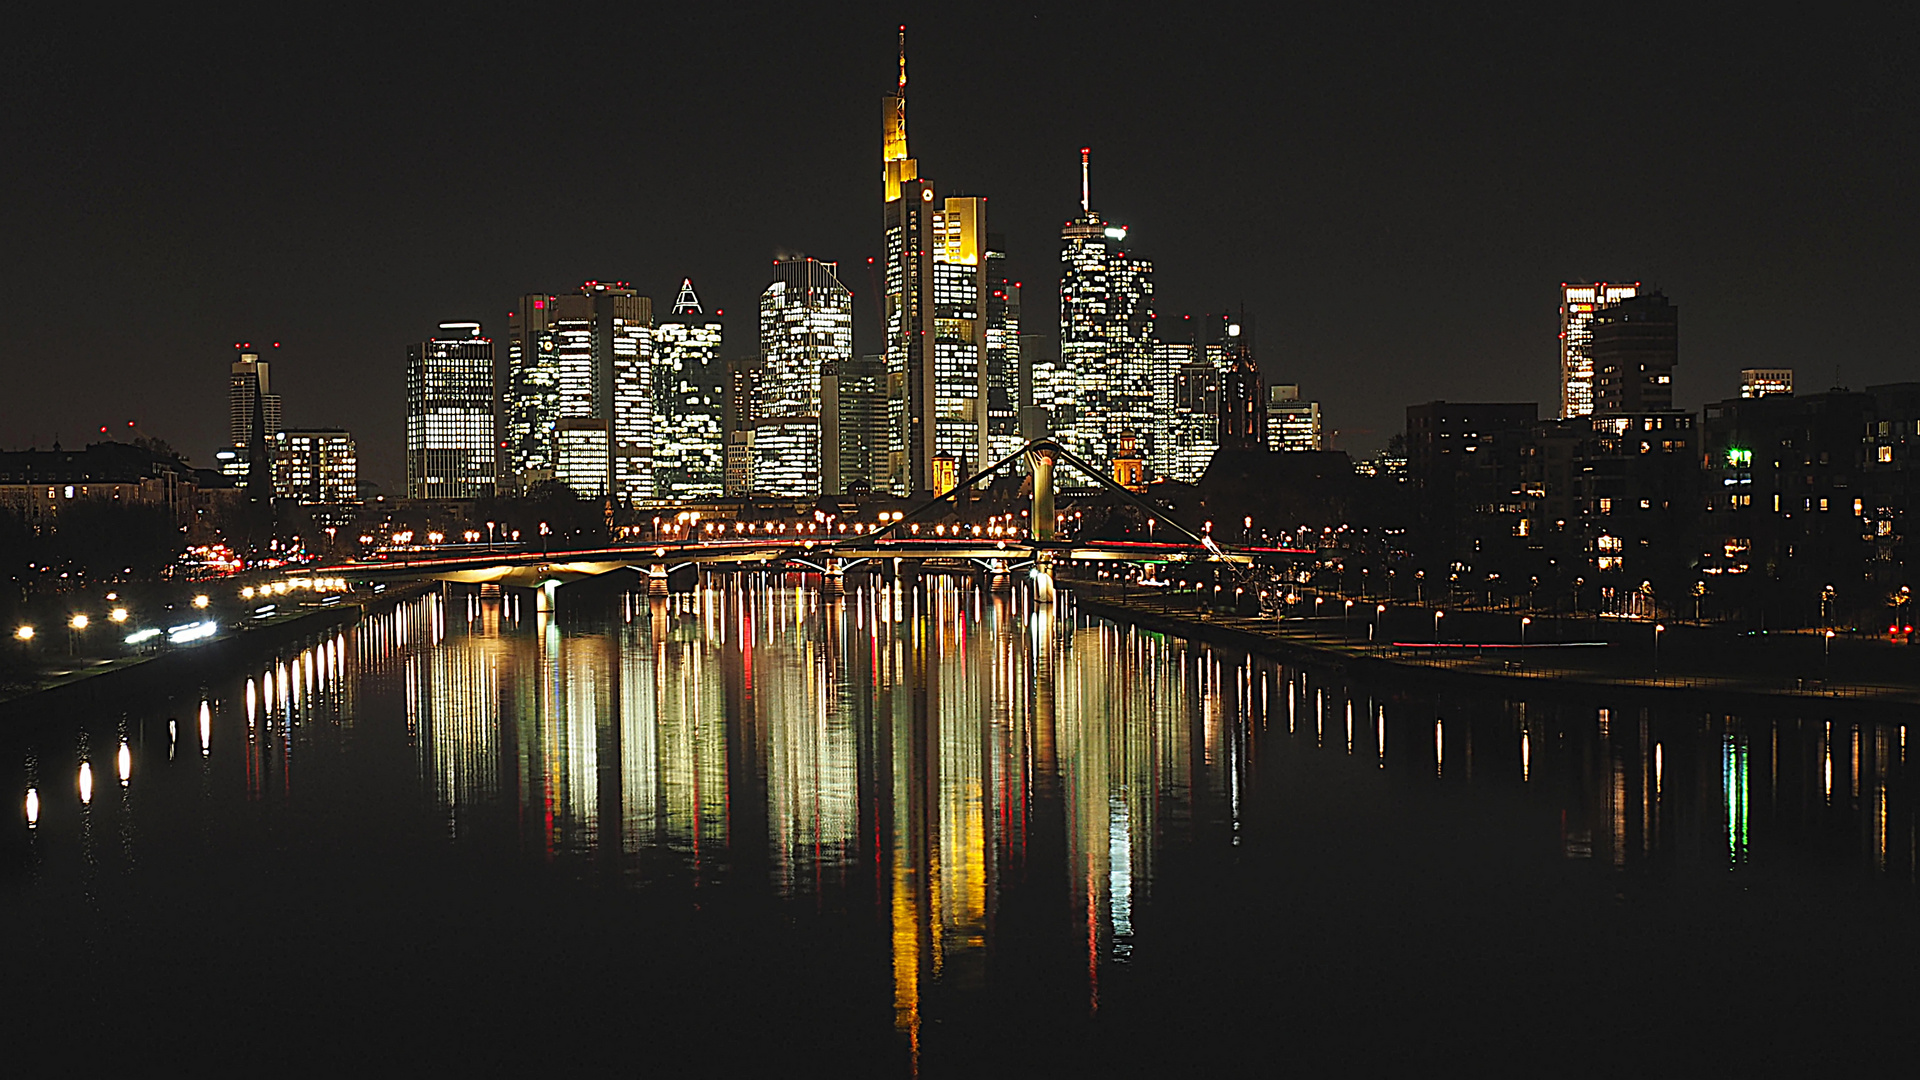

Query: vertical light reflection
78;761;93;805
199;700;211;756
1724;731;1749;866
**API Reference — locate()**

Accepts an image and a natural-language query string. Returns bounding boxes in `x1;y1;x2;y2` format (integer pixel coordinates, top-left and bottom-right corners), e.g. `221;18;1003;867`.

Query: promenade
1071;585;1920;715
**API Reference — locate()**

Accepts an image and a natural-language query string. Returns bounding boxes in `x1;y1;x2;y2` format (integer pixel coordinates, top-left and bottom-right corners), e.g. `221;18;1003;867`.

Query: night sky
4;7;1915;488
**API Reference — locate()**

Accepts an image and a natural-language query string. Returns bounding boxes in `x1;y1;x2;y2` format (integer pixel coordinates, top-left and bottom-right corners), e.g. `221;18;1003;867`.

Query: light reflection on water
6;580;1920;1065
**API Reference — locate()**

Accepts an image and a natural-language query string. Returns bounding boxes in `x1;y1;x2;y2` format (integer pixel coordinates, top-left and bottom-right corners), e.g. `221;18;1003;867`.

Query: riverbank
1070;587;1920;717
0;581;435;721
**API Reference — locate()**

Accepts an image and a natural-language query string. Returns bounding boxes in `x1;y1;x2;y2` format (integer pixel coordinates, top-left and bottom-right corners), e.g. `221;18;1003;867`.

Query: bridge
311;439;1307;608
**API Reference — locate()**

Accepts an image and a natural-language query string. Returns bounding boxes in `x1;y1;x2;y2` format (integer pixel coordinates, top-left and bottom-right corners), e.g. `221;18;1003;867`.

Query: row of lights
240;578;349;601
13;594;211;642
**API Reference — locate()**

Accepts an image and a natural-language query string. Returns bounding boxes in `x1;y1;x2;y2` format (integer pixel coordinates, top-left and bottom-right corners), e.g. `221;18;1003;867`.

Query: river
2;579;1915;1073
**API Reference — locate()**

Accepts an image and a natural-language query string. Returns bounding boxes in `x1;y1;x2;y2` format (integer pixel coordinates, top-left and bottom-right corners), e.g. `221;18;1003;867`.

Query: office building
722;355;765;496
1741;368;1794;398
1559;282;1639;418
1166;360;1220;483
1593;291;1678;415
406;323;496;499
1406;401;1539;577
274;429;358;508
880;34;990;494
653;279;727;500
1268;384;1323;452
755;257;852;497
504;293;560;490
824;355;888;494
985;241;1022;466
551;282;652;502
226;346;284;489
1059;149;1154;472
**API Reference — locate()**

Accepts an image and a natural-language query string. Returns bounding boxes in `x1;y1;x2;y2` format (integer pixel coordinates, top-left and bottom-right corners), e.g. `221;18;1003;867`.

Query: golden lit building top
883;25;916;202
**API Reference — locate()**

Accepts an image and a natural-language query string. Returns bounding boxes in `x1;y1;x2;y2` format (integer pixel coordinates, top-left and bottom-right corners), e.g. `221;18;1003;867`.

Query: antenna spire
1081;147;1091;215
898;25;907;95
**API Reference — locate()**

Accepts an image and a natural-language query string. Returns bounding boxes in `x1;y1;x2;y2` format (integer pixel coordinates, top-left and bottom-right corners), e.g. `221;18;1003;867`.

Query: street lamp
14;625;33;642
109;608;128;623
1653;623;1665;674
1521;615;1531;647
70;614;89;630
193;594;210;609
1371;603;1385;643
1433;609;1444;643
1825;628;1836;672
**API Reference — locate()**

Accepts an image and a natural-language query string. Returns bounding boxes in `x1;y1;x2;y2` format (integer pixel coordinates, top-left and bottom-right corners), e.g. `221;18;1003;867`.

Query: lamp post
1520;615;1531;648
1825;628;1835;675
1653;622;1665;675
1344;598;1354;637
1433;609;1444;643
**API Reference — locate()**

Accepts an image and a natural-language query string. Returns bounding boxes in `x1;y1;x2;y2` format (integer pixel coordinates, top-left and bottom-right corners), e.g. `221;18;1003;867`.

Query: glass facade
505;294;560;490
1560;281;1639;419
755;258;852;497
406;323;496;499
1059;160;1154;473
541;283;652;500
653;279;726;501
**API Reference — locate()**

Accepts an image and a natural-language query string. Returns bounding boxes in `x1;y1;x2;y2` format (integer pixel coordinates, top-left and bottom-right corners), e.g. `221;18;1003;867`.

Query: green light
1726;448;1752;468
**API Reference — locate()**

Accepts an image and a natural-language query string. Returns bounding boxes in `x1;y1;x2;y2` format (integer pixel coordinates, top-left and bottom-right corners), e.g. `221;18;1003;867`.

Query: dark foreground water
2;581;1917;1074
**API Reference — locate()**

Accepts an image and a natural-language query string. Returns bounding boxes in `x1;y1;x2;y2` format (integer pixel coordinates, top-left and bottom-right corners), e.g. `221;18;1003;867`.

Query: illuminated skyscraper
881;30;990;494
504;293;559;490
652;279;726;500
1560;281;1639;418
406;322;496;499
225;346;284;488
1060;149;1154;470
273;429;358;508
756;257;852;497
548;282;653;501
984;240;1023;465
823;355;888;495
1217;316;1265;451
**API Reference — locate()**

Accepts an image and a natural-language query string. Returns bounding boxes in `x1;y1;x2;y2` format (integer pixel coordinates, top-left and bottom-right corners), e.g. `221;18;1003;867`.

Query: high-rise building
722;355;765;497
1148;337;1193;478
1167;360;1220;483
1593;291;1678;415
504;293;560;490
407;323;496;499
880;31;990;494
225;346;284;488
755;257;852;497
823;355;888;495
652;279;727;500
274;429;358;512
1560;281;1639;419
1740;368;1793;398
1060;149;1154;471
1267;384;1324;452
984;237;1023;467
545;282;652;502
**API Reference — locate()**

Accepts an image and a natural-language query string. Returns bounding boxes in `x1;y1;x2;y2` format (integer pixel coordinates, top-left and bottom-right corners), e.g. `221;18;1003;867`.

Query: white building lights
406;323;496;499
755;258;852;497
1560;281;1639;419
653;279;727;500
1059;150;1154;472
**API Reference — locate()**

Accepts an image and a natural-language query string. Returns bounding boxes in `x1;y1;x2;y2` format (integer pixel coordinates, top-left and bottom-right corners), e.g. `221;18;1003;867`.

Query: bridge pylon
1026;443;1058;604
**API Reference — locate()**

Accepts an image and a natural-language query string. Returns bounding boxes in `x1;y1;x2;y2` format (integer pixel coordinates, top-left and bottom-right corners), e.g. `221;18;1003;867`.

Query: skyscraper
756;257;852;497
881;30;990;494
504;293;559;491
984;238;1023;466
1592;291;1678;415
1060;149;1154;471
225;346;284;487
406;323;495;499
823;355;888;494
652;279;727;500
549;282;652;501
1560;281;1639;418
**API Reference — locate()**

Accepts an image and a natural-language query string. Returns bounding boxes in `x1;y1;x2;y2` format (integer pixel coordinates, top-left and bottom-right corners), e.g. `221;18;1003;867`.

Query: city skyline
3;11;1915;489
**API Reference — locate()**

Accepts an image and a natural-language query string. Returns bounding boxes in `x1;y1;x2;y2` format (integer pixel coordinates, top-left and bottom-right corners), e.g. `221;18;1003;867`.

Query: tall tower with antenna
880;27;990;495
1058;149;1154;471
